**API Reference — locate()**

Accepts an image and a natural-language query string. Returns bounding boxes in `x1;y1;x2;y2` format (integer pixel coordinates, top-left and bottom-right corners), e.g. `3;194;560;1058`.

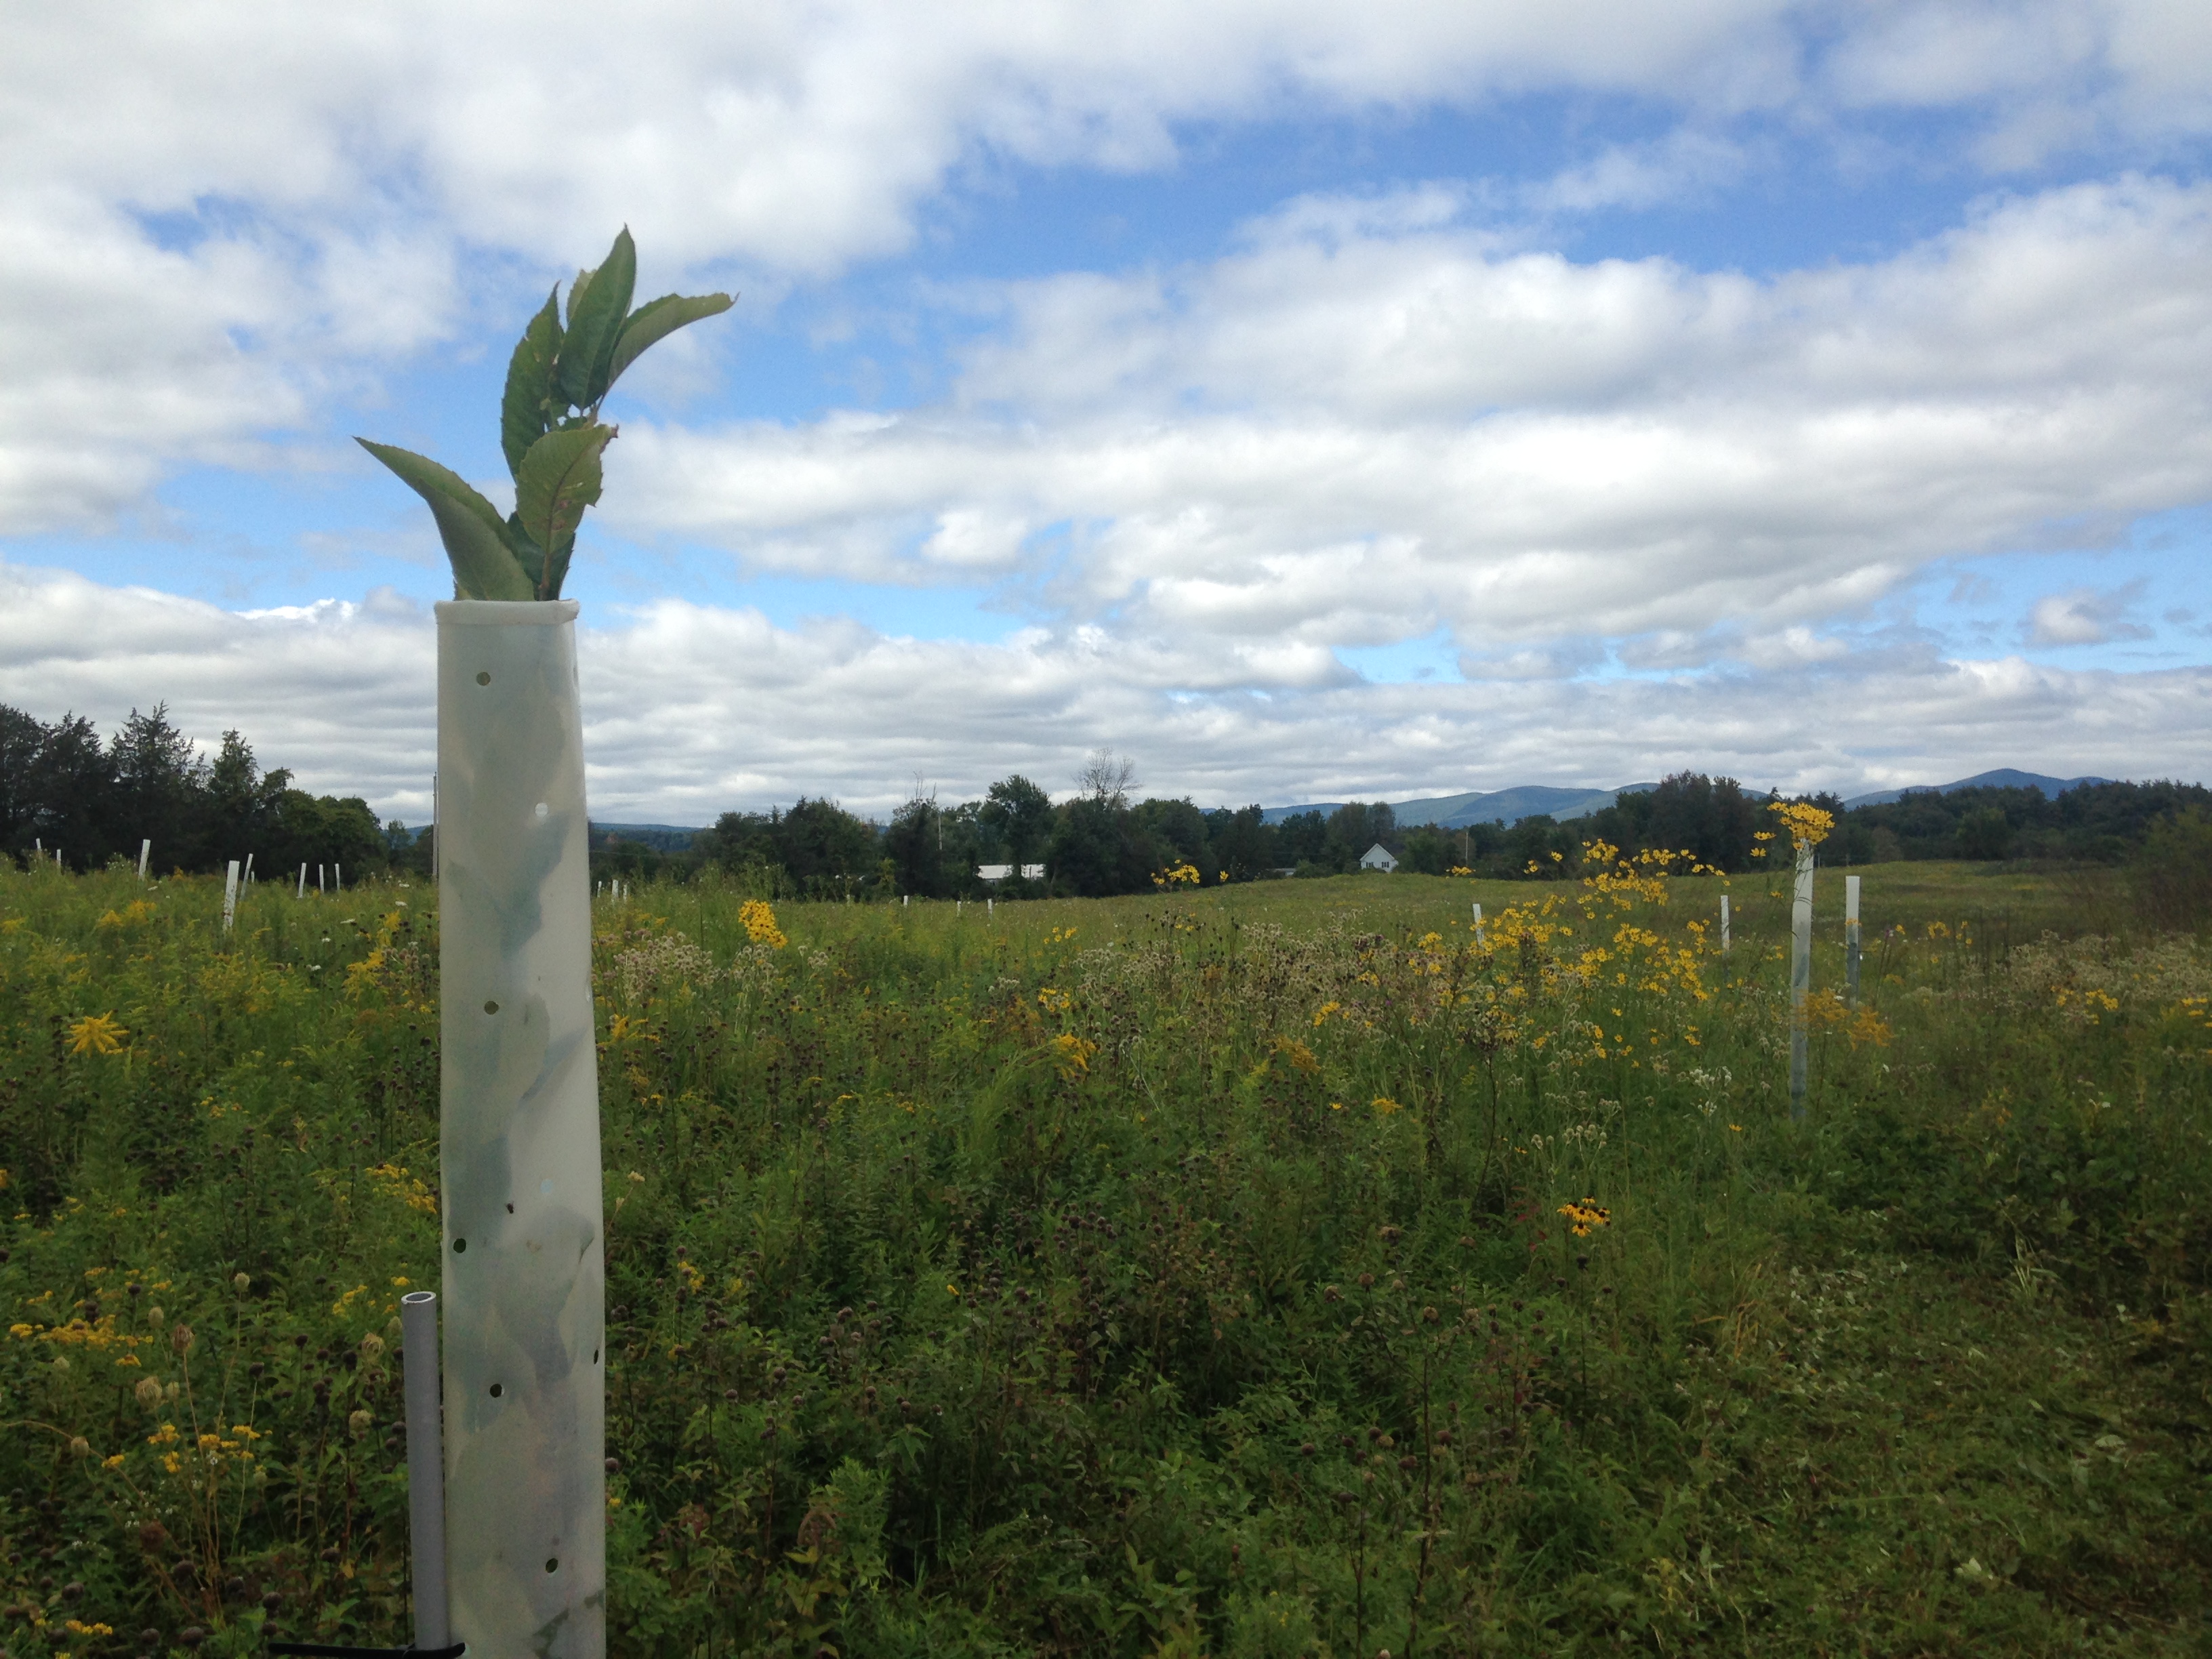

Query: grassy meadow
1;853;2207;1656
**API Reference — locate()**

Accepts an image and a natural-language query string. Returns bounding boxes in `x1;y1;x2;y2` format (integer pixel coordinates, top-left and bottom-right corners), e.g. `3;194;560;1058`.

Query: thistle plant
359;228;732;600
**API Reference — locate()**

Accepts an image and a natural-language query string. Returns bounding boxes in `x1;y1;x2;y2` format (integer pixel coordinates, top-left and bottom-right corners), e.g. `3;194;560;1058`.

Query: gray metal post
401;1291;451;1651
1789;843;1813;1118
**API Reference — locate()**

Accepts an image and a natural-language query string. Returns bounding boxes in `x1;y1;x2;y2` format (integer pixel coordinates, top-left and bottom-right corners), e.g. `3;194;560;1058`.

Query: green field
1;856;2207;1656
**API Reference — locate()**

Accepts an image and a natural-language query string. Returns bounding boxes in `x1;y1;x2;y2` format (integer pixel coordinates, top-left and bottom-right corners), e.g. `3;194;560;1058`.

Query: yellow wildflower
66;1013;128;1056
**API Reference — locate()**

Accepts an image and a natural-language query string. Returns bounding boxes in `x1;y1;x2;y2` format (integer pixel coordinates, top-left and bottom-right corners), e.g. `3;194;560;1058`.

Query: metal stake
402;1291;451;1652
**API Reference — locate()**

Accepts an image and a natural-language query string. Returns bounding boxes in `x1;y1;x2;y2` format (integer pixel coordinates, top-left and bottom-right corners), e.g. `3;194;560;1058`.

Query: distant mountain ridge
1841;769;2110;808
1261;783;1659;830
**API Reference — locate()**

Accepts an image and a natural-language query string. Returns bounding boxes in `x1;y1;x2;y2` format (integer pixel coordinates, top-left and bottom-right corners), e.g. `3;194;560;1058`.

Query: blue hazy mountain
1261;783;1659;830
1841;769;2110;808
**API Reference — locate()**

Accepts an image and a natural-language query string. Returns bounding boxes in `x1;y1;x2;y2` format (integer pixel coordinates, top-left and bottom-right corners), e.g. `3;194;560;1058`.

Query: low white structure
1359;843;1398;872
978;863;1047;882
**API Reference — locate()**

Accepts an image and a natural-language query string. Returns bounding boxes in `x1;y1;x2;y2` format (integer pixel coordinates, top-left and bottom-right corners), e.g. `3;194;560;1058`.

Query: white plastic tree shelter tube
436;599;605;1658
1789;843;1814;1119
1472;901;1484;945
298;863;308;899
222;861;241;933
1845;875;1862;1005
138;840;150;880
1720;895;1730;954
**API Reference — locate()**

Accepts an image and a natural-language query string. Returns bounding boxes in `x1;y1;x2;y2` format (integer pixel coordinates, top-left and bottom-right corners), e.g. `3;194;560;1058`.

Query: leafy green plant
359;228;731;601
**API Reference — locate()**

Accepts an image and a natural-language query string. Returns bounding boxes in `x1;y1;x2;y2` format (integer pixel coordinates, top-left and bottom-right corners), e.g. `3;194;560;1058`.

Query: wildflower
1768;800;1834;851
135;1377;163;1409
359;1332;386;1362
170;1324;194;1355
738;899;787;949
348;1408;373;1440
66;1013;128;1056
1557;1197;1612;1237
1048;1031;1097;1080
1371;1097;1402;1115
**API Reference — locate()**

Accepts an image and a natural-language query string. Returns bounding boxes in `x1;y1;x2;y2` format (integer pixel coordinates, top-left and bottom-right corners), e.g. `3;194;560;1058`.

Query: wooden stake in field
1845;875;1862;1006
222;861;241;934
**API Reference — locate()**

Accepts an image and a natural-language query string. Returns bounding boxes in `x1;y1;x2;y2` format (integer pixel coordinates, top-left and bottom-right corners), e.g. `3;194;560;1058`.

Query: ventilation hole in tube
452;1238;466;1253
592;1348;600;1364
489;1382;503;1398
483;1000;499;1015
475;671;491;686
545;1557;558;1574
535;802;549;819
506;1202;514;1214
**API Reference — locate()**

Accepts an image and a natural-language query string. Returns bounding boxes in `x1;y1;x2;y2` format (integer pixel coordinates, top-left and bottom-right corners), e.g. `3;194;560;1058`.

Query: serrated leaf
605;291;735;392
556;228;636;409
500;287;564;480
514;424;613;600
356;440;534;601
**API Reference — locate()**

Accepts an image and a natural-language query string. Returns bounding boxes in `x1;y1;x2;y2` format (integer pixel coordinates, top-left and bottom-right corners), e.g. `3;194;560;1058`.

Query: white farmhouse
1359;843;1398;872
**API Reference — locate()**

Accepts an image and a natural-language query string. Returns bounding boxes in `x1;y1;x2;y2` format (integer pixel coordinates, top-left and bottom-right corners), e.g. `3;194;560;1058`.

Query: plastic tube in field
1845;875;1862;1006
1720;894;1730;954
436;599;605;1658
1789;844;1813;1118
222;861;240;933
138;840;150;880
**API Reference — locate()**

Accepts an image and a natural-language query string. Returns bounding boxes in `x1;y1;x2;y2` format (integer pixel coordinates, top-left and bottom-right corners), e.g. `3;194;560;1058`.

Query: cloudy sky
3;0;2209;823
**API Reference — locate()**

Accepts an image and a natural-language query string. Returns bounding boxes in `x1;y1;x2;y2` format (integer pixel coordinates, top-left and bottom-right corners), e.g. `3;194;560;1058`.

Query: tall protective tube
436;600;605;1658
1788;843;1814;1119
1844;874;1862;1006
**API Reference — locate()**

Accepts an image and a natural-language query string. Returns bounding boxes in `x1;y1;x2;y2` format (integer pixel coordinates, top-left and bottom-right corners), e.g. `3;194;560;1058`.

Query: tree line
10;706;2202;900
1;703;407;878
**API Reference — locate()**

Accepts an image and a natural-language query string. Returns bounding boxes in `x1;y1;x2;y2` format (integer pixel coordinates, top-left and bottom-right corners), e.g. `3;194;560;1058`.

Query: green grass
0;856;2206;1657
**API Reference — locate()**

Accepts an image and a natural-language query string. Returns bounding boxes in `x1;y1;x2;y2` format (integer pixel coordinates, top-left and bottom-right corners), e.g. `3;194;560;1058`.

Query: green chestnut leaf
557;228;636;409
605;291;735;393
355;440;534;602
514;424;614;600
500;288;564;479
